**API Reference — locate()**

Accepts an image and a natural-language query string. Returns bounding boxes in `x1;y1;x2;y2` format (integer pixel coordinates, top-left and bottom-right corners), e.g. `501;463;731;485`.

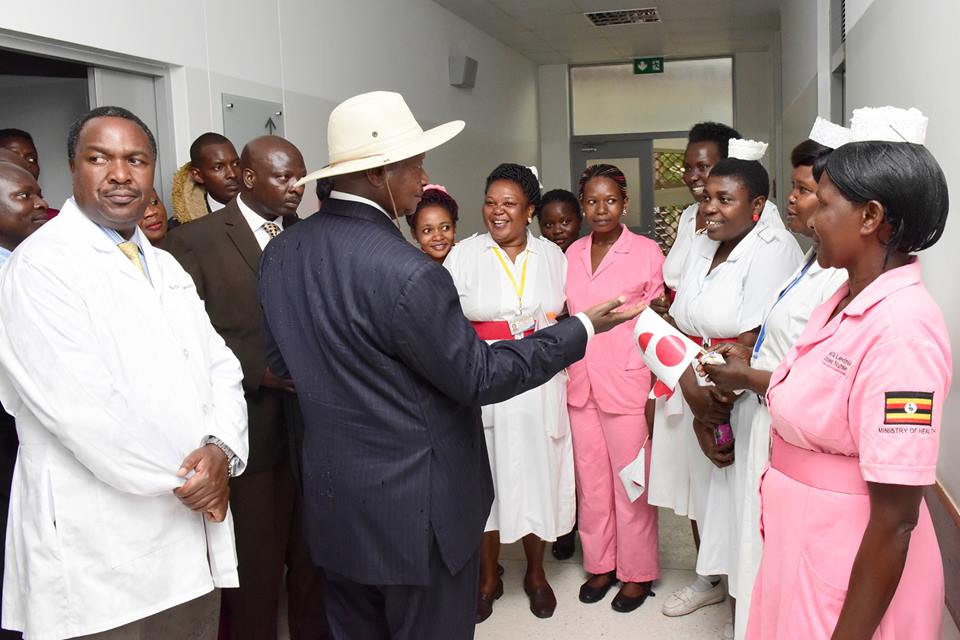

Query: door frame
570;130;687;236
0;30;182;204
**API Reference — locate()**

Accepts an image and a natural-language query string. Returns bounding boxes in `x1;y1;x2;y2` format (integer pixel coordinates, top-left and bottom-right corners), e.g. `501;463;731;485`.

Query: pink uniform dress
564;226;664;583
746;259;950;639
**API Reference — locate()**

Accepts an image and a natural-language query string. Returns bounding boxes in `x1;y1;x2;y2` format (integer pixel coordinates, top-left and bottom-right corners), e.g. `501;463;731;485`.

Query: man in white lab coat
0;106;249;640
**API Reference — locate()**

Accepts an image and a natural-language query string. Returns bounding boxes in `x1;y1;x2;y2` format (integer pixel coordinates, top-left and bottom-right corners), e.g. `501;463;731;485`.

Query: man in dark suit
165;135;328;640
258;91;642;640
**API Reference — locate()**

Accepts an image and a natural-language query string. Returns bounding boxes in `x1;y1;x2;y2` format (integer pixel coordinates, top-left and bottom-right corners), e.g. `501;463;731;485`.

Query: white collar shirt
236;194;280;251
207;192;227;213
328;190;392;219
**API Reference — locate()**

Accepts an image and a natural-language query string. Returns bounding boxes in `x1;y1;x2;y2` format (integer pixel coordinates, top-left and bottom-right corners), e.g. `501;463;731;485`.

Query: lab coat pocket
786;551;848;640
40;465;63;559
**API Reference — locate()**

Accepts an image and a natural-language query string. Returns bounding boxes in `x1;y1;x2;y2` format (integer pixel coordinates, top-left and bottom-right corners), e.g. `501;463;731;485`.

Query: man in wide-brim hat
257;91;642;639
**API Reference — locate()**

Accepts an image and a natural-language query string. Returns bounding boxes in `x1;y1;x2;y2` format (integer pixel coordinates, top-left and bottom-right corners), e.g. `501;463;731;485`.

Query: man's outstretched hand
583;296;646;335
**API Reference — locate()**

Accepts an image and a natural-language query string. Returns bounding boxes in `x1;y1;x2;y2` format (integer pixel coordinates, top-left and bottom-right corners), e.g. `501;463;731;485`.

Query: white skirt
694;393;767;596
482;371;575;543
648;391;713;522
733;397;772;640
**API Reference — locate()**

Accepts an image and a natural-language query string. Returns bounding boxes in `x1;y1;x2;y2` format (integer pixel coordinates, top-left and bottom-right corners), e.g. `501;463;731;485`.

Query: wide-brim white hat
297;91;465;185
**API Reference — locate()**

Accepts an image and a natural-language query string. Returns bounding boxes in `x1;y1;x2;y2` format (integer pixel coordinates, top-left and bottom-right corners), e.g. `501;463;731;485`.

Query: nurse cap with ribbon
849;106;929;144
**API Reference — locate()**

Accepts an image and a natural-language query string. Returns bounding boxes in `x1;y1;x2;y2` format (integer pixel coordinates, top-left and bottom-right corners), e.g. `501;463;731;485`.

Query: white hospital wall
843;0;960;502
0;0;539;236
0;76;88;208
777;0;829;204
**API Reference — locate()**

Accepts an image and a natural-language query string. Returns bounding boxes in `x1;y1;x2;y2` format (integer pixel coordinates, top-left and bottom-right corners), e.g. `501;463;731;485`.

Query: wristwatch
205;436;240;478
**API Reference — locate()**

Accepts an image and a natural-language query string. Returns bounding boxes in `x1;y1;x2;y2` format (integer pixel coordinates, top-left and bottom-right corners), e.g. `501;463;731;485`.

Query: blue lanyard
752;256;815;360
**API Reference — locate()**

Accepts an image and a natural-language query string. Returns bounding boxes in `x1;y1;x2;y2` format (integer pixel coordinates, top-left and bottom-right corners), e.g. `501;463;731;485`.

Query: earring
622;210;627;218
527;216;533;224
752;213;760;222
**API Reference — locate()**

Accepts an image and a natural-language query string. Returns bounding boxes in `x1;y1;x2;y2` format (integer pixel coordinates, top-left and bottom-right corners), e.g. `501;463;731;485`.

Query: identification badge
508;313;535;339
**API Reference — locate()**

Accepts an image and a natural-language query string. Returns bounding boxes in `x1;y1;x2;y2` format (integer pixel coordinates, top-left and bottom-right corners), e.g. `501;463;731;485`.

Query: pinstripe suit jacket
258;197;587;585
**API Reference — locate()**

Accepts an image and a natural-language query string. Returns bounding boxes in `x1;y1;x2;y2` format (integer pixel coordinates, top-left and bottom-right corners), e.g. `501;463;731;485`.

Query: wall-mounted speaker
448;56;478;89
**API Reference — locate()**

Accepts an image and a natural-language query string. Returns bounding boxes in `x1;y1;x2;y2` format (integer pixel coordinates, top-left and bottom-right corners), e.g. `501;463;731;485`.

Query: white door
87;67;171;205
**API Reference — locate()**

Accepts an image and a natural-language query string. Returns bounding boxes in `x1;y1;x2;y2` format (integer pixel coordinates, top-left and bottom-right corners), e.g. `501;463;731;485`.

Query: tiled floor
474;509;730;640
280;508;960;638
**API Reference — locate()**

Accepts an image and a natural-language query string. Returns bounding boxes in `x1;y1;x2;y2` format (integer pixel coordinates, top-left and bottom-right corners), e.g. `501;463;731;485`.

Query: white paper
618;447;647;503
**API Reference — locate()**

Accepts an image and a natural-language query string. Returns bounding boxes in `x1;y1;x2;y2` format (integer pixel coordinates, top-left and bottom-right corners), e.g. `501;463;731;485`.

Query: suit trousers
324;539;478;640
220;463;329;640
72;590;219;640
569;395;660;582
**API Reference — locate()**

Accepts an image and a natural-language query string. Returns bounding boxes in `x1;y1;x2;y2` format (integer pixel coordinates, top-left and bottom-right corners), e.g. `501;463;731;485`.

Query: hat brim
296;119;465;186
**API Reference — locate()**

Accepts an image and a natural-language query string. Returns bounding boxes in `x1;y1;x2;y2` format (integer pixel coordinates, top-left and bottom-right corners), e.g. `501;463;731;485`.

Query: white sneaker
661;582;726;617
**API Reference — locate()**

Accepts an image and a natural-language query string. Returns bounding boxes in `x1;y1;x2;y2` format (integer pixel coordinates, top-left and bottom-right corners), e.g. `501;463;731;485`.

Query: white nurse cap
849;106;928;145
727;138;768;161
808;117;853;149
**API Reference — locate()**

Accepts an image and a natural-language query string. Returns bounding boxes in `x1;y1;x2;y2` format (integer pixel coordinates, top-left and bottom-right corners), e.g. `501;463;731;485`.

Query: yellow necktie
117;241;146;278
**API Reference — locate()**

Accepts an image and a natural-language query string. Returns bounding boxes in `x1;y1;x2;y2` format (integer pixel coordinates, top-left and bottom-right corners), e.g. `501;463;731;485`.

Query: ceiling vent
584;7;660;27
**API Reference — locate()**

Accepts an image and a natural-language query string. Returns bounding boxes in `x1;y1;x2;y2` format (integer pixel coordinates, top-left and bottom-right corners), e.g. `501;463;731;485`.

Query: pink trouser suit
565;227;665;582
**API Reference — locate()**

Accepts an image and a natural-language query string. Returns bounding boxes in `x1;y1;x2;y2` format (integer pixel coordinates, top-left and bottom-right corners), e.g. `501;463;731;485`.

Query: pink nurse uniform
565;226;665;582
746;259;950;639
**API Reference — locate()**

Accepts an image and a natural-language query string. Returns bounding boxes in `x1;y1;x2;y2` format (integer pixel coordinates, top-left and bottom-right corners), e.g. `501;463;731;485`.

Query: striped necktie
117;241;146;278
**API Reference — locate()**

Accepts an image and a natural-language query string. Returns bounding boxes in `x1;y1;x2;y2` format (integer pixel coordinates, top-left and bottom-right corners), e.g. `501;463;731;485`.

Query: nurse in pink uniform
746;136;950;639
565;164;665;613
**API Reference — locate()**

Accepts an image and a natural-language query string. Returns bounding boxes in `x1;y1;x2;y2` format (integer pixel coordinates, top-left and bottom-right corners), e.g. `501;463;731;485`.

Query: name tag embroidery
884;391;934;426
821;350;852;374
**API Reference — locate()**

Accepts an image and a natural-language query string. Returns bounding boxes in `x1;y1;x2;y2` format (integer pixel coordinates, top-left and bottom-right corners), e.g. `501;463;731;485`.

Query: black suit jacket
165;198;297;474
258;197;587;585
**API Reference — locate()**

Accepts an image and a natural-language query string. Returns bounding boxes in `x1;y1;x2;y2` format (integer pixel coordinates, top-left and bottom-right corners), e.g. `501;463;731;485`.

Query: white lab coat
0;199;248;640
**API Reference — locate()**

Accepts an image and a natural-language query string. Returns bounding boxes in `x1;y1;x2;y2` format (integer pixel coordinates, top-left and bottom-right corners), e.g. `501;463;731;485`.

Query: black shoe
551;532;576;560
578;571;618;604
524;581;557;619
476;578;504;623
611;582;655;613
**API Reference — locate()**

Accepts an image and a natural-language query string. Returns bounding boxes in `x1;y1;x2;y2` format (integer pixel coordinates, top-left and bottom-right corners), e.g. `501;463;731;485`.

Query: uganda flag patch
884;392;934;425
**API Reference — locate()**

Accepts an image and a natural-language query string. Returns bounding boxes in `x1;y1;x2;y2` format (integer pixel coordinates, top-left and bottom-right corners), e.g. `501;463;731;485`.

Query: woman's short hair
485;163;541;209
578;164;627;200
791;138;834;178
688;122;742;159
405;187;459;229
536;188;581;220
707;158;770;200
822;141;948;253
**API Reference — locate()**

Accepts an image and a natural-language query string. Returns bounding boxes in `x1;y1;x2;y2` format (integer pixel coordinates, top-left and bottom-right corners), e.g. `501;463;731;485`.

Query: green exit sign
633;57;664;74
